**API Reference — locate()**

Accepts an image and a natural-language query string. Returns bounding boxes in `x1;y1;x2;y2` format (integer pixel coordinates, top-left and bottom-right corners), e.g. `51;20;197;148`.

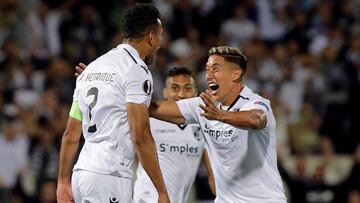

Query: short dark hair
209;46;248;72
122;3;161;39
167;67;192;77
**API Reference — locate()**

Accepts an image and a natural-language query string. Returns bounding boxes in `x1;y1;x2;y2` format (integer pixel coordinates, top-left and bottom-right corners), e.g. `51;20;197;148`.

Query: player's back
73;44;152;178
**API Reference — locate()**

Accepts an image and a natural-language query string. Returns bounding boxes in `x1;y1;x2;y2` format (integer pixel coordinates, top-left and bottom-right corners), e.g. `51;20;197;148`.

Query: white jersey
134;118;205;203
176;86;287;203
72;44;153;178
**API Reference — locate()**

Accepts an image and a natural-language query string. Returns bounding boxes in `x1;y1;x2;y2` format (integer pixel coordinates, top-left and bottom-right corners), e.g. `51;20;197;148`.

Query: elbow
249;112;266;129
132;131;151;147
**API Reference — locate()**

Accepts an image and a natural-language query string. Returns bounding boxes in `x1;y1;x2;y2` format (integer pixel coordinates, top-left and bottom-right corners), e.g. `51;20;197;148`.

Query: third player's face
164;75;197;101
206;55;239;104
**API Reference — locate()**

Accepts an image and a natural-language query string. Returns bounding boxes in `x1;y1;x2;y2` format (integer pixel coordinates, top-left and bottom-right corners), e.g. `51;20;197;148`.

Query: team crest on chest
191;126;202;141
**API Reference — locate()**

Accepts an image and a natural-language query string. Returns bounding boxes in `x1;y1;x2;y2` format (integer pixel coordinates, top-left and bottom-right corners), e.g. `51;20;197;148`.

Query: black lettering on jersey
123;48;137;64
142;80;152;95
140;65;149;74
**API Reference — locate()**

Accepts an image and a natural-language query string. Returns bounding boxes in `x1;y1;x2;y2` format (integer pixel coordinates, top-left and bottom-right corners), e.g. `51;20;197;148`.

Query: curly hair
121;3;161;39
209;46;248;72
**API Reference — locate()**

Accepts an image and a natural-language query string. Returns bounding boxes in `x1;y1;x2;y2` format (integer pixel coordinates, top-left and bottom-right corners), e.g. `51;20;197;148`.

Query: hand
75;63;87;77
158;193;171;203
199;91;223;120
57;182;74;203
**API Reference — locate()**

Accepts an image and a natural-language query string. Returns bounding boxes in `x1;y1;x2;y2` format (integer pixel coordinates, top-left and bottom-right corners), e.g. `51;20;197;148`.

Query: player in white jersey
134;67;215;203
57;4;170;203
150;46;287;203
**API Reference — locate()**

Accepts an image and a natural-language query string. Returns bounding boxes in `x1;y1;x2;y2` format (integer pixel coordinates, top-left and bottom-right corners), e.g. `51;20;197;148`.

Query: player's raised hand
75;63;87;77
199;90;223;120
57;182;74;203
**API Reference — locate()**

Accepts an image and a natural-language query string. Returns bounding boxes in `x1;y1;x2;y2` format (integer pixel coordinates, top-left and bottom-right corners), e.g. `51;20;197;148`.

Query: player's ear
148;31;155;47
232;68;242;82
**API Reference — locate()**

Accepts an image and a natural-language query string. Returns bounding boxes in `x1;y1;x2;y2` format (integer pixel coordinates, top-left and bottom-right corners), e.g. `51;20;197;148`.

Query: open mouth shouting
208;82;220;95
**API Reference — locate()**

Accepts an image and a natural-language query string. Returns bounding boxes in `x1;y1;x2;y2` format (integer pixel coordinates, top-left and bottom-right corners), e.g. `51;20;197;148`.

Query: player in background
133;67;215;203
150;46;287;203
57;3;170;203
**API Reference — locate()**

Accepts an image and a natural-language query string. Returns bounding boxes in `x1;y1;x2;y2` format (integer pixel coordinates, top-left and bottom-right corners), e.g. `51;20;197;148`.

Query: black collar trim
223;95;241;111
177;124;187;130
123;48;137;64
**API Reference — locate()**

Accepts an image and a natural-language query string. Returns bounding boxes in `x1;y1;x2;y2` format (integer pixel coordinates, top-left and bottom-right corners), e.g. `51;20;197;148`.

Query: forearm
150;100;185;124
134;134;167;194
58;134;79;183
203;151;216;195
216;110;266;129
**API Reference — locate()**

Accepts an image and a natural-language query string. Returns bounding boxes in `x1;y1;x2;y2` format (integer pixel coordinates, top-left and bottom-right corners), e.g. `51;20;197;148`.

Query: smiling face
206;54;243;105
163;74;197;101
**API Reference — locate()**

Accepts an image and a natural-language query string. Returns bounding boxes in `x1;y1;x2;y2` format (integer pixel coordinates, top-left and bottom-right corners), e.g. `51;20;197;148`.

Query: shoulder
241;87;271;112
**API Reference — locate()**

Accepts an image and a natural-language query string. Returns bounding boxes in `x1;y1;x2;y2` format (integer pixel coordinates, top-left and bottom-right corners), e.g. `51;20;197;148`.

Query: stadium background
0;0;359;202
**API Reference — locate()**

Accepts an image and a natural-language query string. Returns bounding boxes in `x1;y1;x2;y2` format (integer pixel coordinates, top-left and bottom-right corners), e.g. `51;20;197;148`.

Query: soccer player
150;46;287;203
57;4;170;203
133;67;215;203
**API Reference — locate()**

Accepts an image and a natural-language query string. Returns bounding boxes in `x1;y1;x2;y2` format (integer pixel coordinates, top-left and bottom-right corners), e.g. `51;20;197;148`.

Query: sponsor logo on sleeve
142;80;152;95
254;101;269;111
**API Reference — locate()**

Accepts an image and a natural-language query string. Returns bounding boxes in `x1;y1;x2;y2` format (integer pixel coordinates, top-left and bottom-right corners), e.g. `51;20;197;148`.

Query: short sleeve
176;97;201;124
123;64;153;106
241;99;270;113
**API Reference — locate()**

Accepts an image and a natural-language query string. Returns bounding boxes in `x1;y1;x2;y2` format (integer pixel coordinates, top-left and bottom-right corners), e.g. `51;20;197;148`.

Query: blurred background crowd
0;0;359;202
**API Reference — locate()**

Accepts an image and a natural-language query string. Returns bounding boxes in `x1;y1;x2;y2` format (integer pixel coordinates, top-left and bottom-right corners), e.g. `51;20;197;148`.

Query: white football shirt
176;86;287;203
72;44;153;178
134;118;205;203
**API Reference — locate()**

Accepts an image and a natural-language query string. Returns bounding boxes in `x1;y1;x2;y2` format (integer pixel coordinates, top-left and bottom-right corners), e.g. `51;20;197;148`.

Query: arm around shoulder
149;100;186;125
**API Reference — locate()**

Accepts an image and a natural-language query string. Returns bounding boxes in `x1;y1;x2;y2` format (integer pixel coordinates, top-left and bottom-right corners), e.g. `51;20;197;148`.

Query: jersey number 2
87;87;98;133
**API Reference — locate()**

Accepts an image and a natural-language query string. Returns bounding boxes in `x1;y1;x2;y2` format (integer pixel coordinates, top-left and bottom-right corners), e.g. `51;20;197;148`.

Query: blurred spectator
25;1;63;65
220;4;257;47
26;117;58;201
0;117;29;203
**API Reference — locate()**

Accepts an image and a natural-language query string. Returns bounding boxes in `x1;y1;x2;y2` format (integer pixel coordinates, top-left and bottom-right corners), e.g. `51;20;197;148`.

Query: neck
221;83;244;106
123;39;148;60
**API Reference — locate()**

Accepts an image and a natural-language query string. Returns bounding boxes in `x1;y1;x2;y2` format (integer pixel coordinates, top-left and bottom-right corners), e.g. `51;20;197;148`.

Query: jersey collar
239;85;252;100
218;85;252;111
117;44;141;60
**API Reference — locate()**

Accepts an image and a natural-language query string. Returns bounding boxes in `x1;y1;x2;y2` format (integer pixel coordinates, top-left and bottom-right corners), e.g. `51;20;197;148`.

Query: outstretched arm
57;116;82;203
199;92;267;129
127;103;170;203
150;100;185;125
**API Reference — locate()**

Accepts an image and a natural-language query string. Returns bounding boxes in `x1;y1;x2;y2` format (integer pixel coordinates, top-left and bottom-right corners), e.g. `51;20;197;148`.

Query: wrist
217;111;227;122
58;177;71;184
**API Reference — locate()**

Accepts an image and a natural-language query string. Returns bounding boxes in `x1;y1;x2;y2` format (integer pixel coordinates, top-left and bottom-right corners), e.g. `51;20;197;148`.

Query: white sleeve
241;99;270;113
176;97;201;124
123;64;153;106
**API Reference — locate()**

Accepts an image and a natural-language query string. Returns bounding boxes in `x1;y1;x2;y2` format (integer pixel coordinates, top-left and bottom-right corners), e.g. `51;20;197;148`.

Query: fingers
200;92;213;107
74;63;87;77
79;63;87;69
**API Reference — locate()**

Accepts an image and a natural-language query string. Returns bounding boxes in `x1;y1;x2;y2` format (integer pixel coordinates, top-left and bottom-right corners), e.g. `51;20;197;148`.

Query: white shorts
71;170;132;203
